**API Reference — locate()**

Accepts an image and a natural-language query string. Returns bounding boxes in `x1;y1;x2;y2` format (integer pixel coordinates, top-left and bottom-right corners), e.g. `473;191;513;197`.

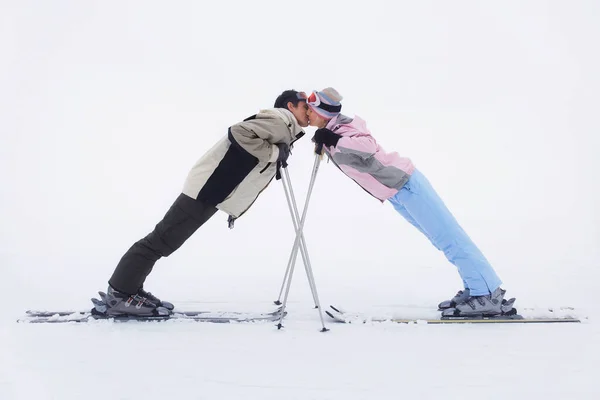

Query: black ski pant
109;193;218;294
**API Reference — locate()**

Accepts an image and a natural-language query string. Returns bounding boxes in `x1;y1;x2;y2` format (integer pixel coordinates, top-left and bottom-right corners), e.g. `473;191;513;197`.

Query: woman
307;87;512;317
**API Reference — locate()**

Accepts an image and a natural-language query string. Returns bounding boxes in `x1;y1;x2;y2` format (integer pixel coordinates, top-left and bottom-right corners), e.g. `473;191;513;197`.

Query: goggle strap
315;102;341;113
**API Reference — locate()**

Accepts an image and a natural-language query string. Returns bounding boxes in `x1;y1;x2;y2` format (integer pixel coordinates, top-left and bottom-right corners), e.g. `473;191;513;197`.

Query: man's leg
395;170;502;296
108;193;218;294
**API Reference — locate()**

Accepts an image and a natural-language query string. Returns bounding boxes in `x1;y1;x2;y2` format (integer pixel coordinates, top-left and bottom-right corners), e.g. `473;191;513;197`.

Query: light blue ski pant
388;169;502;296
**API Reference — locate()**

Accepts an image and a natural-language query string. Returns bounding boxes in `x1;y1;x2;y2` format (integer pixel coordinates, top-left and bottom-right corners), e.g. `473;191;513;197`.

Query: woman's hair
273;89;306;109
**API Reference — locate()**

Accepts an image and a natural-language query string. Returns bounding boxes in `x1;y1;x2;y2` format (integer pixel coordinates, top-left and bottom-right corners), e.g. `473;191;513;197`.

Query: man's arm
229;120;281;163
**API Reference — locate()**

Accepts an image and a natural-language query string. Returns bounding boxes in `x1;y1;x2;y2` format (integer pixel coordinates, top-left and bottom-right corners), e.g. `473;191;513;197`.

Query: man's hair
274;89;305;109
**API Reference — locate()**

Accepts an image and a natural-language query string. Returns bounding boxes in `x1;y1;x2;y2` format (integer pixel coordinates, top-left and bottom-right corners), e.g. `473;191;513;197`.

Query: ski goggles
307;91;320;106
307;91;341;114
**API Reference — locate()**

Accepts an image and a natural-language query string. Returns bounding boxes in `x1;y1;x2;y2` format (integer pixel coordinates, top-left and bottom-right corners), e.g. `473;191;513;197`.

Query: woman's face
307;107;328;128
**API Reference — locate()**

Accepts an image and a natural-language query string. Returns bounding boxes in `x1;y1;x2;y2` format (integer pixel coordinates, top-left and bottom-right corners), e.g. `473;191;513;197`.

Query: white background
1;1;599;399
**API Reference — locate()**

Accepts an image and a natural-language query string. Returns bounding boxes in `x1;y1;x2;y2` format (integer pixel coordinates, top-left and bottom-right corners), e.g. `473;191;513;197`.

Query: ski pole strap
315;143;324;156
275;160;287;180
227;215;236;229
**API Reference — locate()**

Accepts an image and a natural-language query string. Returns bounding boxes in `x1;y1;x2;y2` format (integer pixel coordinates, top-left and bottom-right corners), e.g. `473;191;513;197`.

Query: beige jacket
182;108;304;219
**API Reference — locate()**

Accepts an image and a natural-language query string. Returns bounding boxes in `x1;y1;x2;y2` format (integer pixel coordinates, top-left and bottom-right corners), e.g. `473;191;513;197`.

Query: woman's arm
336;135;377;158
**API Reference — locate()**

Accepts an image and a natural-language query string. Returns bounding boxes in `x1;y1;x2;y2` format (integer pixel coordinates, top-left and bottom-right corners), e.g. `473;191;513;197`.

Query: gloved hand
276;143;290;167
312;128;342;148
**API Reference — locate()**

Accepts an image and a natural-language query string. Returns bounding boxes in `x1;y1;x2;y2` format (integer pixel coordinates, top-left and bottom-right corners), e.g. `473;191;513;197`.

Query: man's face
288;101;309;127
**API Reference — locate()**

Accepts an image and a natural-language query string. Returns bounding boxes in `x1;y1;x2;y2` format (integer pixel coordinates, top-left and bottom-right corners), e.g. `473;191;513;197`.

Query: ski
24;308;284;318
20;307;286;324
326;305;582;324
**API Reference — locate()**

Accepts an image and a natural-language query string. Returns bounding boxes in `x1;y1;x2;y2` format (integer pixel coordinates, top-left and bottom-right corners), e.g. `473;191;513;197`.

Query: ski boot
438;289;470;310
442;288;507;317
99;286;170;317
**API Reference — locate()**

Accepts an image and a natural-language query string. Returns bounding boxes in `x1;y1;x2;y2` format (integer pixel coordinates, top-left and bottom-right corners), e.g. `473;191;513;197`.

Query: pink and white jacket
323;114;415;201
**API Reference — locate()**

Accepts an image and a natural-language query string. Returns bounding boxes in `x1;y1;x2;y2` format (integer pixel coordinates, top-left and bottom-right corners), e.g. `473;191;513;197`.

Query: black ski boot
138;287;174;311
102;286;170;317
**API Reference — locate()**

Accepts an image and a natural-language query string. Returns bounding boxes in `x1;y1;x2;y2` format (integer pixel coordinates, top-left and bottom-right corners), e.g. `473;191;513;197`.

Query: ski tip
325;310;347;323
329;305;342;313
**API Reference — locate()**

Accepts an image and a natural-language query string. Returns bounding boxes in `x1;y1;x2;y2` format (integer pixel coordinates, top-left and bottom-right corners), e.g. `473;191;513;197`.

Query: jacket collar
258;108;304;139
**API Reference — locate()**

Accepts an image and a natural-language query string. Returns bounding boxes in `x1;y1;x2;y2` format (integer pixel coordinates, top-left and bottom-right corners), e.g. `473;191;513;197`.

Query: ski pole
282;167;327;326
275;143;326;305
276;154;328;332
275;168;318;308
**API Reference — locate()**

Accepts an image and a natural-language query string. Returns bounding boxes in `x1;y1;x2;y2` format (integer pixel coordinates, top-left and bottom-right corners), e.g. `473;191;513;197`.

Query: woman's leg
389;191;469;290
392;170;502;296
388;196;429;238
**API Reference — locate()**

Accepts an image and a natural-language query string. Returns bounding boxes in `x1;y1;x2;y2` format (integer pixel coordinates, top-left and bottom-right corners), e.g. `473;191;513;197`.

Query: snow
2;1;600;399
3;305;599;399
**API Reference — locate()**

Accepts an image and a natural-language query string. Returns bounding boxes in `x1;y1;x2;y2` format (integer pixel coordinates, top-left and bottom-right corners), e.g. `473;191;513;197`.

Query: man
101;90;309;316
